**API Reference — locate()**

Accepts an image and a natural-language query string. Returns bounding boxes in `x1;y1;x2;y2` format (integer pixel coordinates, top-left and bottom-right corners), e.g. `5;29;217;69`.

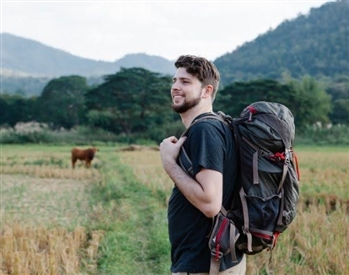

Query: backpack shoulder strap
178;112;232;178
178;111;233;177
180;112;231;138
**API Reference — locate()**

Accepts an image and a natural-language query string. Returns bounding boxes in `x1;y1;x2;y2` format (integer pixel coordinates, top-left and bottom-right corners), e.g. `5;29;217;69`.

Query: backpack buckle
211;248;223;261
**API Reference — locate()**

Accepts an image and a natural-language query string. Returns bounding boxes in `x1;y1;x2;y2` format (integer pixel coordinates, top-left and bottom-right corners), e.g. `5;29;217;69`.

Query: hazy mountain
215;1;349;86
1;33;116;77
1;33;175;78
115;53;175;75
1;1;347;96
0;33;175;96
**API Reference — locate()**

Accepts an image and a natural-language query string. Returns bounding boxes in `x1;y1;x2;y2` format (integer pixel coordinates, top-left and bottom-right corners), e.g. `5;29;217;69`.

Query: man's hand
160;136;187;173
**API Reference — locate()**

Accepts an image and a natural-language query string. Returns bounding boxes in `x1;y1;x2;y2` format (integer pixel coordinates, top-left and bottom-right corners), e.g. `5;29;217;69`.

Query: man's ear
203;85;213;98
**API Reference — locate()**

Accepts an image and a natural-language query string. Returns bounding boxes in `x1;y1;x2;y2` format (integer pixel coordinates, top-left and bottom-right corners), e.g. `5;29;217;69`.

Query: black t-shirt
167;113;243;273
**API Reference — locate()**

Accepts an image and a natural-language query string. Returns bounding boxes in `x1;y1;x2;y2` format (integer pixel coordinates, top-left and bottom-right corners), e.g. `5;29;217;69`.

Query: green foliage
1;67;348;145
215;79;296;117
215;1;349;86
296;124;349;146
325;75;349;125
215;77;334;131
0;123;120;145
85;67;173;137
0;94;38;126
0;122;51;143
36;75;89;129
287;76;332;130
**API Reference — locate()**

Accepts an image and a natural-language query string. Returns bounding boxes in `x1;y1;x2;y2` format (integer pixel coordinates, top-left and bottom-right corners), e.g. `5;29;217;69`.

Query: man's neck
180;106;213;128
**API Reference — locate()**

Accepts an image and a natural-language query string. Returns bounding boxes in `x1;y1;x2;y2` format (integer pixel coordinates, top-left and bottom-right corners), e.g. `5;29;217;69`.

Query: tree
326;75;349;125
215;77;331;131
36;76;89;129
0;94;37;126
287;76;332;130
215;79;297;117
85;67;172;138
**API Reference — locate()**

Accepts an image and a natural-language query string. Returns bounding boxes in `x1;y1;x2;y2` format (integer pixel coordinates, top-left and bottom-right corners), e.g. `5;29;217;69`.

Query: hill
1;1;348;96
1;33;175;96
1;33;117;77
214;1;349;86
1;33;175;78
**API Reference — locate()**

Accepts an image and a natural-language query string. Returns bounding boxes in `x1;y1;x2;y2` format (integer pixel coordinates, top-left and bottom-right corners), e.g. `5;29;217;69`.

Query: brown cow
71;147;98;169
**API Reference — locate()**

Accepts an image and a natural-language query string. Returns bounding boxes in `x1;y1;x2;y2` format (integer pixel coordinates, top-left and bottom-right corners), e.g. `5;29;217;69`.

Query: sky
1;0;332;62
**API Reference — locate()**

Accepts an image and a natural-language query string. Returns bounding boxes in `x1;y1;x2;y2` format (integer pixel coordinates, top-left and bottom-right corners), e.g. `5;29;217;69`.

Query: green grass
87;150;171;274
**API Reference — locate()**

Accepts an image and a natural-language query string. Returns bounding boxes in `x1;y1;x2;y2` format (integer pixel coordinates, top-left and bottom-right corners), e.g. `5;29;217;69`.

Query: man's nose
171;82;180;91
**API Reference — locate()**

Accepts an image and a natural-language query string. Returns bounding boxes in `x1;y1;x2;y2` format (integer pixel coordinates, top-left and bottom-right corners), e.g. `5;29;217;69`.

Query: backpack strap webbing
239;187;253;253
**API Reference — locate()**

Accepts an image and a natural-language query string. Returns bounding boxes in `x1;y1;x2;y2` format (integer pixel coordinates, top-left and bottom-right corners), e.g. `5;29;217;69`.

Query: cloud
1;1;330;61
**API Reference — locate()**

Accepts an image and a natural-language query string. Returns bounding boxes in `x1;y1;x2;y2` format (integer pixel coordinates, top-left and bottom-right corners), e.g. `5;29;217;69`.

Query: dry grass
1;175;91;226
0;223;103;275
119;148;173;196
0;146;103;275
1;145;348;274
120;147;349;275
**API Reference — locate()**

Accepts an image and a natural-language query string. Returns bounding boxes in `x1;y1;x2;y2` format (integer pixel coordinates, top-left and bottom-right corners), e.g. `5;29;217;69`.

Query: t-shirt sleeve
184;121;226;177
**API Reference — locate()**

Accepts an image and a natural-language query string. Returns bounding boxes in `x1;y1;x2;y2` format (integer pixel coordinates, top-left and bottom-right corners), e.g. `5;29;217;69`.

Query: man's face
171;67;204;114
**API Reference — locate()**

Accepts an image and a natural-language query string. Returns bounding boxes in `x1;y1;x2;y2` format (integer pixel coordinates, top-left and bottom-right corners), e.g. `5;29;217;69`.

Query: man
160;55;246;275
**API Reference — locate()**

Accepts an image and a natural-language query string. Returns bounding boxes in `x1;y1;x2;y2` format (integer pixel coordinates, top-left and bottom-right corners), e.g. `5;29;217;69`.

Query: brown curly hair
174;55;220;101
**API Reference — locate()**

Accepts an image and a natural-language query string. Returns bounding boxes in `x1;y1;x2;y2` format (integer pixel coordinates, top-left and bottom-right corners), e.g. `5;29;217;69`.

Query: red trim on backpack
268;152;285;161
215;218;228;261
251;231;273;240
247;106;257;121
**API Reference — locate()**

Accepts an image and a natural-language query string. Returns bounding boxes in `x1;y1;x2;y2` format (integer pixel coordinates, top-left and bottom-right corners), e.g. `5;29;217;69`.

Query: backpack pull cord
239;187;253;252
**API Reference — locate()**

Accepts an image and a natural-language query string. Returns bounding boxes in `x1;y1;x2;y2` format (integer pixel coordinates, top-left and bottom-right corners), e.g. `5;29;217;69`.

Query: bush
0;122;51;143
296;124;349;146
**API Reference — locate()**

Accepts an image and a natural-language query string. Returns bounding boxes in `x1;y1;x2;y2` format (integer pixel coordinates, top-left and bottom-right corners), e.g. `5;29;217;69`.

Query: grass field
0;144;348;274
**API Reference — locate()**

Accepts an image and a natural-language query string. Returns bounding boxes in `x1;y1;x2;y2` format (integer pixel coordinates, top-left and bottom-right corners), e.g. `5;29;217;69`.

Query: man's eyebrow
173;77;191;81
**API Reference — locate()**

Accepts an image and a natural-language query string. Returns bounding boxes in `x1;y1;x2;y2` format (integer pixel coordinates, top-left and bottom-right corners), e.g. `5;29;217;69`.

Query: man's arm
160;136;222;218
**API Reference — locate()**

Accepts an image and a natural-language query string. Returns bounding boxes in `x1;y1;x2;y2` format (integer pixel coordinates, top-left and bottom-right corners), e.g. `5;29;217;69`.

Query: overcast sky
1;0;331;62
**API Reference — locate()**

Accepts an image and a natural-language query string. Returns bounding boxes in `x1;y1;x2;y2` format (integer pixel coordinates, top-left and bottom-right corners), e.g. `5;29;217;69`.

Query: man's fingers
170;136;178;143
176;136;187;146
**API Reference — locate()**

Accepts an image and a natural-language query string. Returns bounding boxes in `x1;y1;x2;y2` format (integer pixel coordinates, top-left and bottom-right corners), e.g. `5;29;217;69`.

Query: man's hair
175;55;220;101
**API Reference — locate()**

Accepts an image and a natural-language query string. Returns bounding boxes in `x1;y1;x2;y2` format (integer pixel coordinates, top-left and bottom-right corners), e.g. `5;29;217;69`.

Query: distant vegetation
0;67;348;146
215;1;349;86
0;2;348;145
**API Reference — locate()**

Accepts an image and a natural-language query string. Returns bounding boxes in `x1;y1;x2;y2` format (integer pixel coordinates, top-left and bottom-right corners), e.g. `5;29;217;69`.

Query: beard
172;96;201;114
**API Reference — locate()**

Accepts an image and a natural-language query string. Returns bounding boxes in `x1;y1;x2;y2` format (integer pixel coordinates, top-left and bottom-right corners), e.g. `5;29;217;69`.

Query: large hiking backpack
178;101;300;275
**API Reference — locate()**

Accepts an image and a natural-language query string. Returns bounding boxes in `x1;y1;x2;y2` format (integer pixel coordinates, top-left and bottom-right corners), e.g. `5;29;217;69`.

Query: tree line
1;67;348;143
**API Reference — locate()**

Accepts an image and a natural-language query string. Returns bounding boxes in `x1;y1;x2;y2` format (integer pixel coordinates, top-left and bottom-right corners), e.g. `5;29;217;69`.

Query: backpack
178;101;300;275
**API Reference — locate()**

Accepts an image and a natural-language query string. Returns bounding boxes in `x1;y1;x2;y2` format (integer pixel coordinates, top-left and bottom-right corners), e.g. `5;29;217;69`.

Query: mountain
1;33;175;96
1;1;348;96
1;33;175;78
214;1;349;86
1;33;116;77
115;53;174;76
